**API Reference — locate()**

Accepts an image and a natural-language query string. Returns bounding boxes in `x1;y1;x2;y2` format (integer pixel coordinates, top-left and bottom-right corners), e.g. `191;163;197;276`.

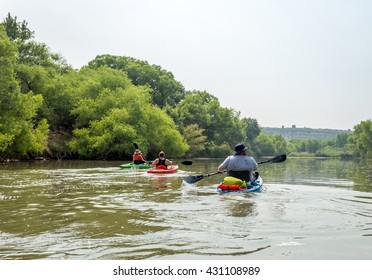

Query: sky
1;0;371;130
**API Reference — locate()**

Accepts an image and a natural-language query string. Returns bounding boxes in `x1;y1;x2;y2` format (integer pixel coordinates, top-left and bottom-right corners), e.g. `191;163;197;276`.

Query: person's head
159;151;165;158
234;144;247;155
134;149;141;154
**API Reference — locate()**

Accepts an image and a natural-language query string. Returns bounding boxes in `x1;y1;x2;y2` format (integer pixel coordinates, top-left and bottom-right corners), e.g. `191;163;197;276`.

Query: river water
0;158;371;260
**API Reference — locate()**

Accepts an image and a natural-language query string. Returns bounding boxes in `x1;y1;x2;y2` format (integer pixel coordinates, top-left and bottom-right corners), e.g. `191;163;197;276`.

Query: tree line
1;14;371;161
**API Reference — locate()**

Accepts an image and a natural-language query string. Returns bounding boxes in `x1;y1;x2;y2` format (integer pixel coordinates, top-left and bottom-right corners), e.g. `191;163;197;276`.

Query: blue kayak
217;176;263;193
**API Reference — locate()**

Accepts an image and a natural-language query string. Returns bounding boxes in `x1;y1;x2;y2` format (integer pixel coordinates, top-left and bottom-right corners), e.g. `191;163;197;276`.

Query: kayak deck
217;176;263;193
147;165;179;174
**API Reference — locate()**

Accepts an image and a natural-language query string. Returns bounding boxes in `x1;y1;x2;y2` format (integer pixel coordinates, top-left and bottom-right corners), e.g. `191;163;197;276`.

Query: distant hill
262;126;352;140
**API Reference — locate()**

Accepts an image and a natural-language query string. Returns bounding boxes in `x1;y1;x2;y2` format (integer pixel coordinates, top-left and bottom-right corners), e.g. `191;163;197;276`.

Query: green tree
305;139;322;154
335;132;350;148
88;55;185;108
272;134;288;155
348;119;372;158
68;66;188;159
1;13;33;42
253;133;287;156
182;124;207;157
254;133;275;156
1;13;71;73
0;26;49;159
172;90;245;156
242;117;261;142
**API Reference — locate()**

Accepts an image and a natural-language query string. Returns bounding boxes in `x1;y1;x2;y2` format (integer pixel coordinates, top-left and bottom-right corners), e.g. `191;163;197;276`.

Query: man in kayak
151;151;172;169
217;144;258;183
132;149;147;165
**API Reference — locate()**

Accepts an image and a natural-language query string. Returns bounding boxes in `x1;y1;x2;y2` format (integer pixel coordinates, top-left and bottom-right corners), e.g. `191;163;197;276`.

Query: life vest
133;154;144;161
156;158;167;169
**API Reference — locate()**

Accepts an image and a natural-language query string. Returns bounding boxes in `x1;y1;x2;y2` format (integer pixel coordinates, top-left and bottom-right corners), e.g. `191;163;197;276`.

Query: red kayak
147;165;179;174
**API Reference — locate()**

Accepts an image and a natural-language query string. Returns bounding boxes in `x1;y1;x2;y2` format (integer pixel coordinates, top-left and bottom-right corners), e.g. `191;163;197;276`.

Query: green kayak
119;162;152;169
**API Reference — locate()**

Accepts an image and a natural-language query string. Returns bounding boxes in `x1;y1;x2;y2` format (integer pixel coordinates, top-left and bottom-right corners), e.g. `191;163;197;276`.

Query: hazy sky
1;0;371;130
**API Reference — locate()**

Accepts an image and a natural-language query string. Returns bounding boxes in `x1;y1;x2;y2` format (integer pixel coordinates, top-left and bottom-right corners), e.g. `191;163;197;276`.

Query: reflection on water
0;158;371;260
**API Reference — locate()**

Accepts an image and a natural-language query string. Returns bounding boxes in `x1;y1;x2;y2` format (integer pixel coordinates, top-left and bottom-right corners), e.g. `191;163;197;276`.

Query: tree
348;119;372;158
1;13;71;73
68;66;188;159
88;55;185;108
0;26;49;159
305;139;322;154
253;132;287;156
254;133;275;156
335;133;350;148
1;13;33;42
242;117;261;142
182;124;207;157
172;90;245;156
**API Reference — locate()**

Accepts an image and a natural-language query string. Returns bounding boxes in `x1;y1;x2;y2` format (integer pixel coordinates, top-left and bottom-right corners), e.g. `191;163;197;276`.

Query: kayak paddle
183;154;286;184
257;154;286;164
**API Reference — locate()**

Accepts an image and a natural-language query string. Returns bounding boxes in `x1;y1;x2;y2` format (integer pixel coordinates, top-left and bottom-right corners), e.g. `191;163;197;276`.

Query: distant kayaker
217;144;258;183
132;149;146;164
152;151;172;169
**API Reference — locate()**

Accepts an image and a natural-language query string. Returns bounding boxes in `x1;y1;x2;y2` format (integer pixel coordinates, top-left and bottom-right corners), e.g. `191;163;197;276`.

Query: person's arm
251;157;258;171
218;156;230;172
151;159;159;166
166;159;173;165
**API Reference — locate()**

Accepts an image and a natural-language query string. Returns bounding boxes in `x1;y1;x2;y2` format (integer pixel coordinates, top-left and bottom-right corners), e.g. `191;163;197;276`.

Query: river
0;157;371;260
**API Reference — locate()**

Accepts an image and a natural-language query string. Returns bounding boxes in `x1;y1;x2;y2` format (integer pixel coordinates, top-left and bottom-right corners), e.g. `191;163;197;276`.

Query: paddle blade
183;171;220;184
258;154;287;164
183;174;204;184
181;160;192;166
270;154;287;163
133;143;139;149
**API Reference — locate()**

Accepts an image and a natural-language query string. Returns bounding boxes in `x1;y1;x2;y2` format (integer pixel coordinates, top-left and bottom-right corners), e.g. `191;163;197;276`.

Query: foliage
253;133;287;156
172;90;245;156
68;66;188;159
1;13;33;42
242;117;261;143
88;54;185;108
348;119;372;158
206;143;232;158
182;124;207;157
287;132;353;158
0;25;49;159
2;13;71;73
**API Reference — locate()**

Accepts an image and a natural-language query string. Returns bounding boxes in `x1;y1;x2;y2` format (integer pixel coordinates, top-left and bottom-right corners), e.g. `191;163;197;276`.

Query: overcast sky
1;0;371;130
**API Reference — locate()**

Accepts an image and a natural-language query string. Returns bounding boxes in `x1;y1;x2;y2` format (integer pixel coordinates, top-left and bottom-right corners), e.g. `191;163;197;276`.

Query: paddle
183;154;287;184
257;154;286;164
179;160;192;166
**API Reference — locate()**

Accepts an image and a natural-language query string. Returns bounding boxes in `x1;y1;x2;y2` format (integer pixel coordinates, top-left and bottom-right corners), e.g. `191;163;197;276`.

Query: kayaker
152;151;172;169
217;144;258;183
132;149;146;164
